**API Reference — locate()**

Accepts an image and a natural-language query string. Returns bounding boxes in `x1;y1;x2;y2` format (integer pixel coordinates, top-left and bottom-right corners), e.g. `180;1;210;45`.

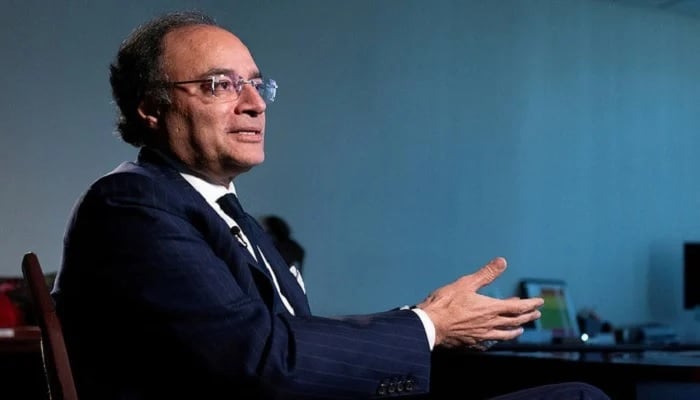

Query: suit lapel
253;230;311;316
136;148;306;314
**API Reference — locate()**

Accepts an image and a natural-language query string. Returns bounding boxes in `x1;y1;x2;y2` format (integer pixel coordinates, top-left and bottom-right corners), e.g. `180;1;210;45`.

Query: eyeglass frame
161;73;278;103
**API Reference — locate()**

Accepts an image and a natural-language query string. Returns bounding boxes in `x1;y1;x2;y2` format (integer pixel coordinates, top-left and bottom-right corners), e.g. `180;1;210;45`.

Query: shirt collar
146;147;238;225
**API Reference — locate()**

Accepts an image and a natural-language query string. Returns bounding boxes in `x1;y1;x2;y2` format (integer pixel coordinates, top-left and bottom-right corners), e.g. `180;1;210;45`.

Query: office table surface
488;341;700;367
429;344;700;400
488;348;700;367
0;325;41;353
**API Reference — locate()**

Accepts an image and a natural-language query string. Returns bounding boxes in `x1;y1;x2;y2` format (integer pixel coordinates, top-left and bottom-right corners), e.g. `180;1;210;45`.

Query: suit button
377;381;388;396
388;380;397;394
396;380;405;392
405;377;415;392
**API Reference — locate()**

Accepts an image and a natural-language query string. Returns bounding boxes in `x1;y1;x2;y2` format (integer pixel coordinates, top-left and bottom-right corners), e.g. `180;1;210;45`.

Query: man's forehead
167;24;237;43
162;25;258;77
163;25;247;56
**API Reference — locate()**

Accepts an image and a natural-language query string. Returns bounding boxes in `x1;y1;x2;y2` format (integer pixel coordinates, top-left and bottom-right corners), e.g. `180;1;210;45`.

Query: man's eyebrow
200;68;263;79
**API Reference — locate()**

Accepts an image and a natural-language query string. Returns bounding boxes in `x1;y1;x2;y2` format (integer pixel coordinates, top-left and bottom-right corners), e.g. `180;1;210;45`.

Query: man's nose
235;84;267;115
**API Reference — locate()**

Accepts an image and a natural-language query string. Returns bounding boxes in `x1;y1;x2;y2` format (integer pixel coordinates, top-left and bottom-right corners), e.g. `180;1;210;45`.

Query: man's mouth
230;129;261;136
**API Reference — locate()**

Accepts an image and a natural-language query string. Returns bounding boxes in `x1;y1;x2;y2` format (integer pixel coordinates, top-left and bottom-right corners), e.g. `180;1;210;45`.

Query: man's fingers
466;257;507;290
516;297;544;311
498;297;545;315
494;308;542;328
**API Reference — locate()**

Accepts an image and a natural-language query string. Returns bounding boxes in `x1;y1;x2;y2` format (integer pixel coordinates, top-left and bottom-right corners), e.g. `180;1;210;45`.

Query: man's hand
415;257;543;350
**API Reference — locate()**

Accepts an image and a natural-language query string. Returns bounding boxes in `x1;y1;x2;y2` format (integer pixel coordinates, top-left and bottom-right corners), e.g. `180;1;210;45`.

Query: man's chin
228;157;264;175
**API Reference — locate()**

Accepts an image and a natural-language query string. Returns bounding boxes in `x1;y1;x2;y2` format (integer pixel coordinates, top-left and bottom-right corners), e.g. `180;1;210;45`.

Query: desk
429;345;700;400
0;326;41;352
0;326;46;400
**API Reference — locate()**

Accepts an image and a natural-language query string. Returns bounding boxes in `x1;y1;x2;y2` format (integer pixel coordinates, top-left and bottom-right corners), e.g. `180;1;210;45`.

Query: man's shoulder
78;156;191;212
90;160;169;194
89;147;178;186
67;148;207;224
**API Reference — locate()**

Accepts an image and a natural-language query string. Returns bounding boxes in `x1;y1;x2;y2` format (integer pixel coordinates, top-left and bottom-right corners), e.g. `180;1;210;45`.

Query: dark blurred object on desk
614;322;679;345
577;308;615;345
577;308;608;336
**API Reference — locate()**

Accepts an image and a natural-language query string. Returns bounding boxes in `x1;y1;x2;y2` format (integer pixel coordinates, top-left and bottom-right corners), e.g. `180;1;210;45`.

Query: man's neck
146;146;233;188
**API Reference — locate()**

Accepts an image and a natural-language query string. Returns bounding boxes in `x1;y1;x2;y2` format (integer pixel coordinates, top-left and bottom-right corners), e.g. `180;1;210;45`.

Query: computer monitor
683;242;700;310
519;279;580;340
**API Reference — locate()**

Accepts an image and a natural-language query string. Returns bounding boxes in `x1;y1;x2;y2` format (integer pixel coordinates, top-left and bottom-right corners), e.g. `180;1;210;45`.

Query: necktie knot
217;193;246;220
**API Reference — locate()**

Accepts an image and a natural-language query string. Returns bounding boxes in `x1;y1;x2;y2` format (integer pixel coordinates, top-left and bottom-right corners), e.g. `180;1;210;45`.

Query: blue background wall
1;0;699;341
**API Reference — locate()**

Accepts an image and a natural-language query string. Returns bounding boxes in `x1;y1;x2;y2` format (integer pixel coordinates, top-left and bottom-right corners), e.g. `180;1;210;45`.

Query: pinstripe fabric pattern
52;148;431;399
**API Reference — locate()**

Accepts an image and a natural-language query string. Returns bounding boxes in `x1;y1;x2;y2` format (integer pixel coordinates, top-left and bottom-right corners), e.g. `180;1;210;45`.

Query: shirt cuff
410;307;436;351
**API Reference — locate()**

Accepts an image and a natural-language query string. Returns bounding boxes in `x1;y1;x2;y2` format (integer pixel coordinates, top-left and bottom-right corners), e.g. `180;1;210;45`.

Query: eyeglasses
166;74;277;103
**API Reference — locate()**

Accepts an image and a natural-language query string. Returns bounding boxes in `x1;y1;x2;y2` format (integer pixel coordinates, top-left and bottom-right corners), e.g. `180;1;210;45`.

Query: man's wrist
409;307;436;351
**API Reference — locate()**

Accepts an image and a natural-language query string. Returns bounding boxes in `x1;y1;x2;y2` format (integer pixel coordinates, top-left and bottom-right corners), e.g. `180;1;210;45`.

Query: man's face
156;25;267;185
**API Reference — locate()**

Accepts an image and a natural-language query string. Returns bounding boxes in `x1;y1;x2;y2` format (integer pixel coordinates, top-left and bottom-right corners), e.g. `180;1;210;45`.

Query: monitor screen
519;279;580;339
684;242;700;310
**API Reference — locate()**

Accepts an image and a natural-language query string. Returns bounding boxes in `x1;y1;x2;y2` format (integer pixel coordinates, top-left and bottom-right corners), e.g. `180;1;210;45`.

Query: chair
21;252;78;400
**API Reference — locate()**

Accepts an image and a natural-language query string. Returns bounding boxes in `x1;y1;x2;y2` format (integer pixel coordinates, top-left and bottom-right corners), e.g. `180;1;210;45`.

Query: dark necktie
217;193;265;264
217;194;308;316
217;193;305;315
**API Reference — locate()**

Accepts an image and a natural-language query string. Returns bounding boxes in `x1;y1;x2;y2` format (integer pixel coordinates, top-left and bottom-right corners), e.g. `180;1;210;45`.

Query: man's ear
137;97;162;130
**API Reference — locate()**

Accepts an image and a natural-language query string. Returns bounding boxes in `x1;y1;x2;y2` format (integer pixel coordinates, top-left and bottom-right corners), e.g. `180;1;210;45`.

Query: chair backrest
22;252;78;400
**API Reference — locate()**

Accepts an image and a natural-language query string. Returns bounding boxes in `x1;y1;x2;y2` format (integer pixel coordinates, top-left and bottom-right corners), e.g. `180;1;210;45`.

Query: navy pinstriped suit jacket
53;147;431;399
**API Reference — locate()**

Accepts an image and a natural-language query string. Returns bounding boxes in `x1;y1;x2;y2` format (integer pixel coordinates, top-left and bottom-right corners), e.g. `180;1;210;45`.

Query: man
53;11;609;400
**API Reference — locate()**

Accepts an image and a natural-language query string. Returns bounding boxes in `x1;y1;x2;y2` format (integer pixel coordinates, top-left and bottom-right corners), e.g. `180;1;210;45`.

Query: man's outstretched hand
416;257;544;350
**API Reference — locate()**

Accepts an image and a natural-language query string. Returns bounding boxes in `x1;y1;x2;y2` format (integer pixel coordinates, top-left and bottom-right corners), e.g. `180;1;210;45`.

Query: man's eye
213;80;233;91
